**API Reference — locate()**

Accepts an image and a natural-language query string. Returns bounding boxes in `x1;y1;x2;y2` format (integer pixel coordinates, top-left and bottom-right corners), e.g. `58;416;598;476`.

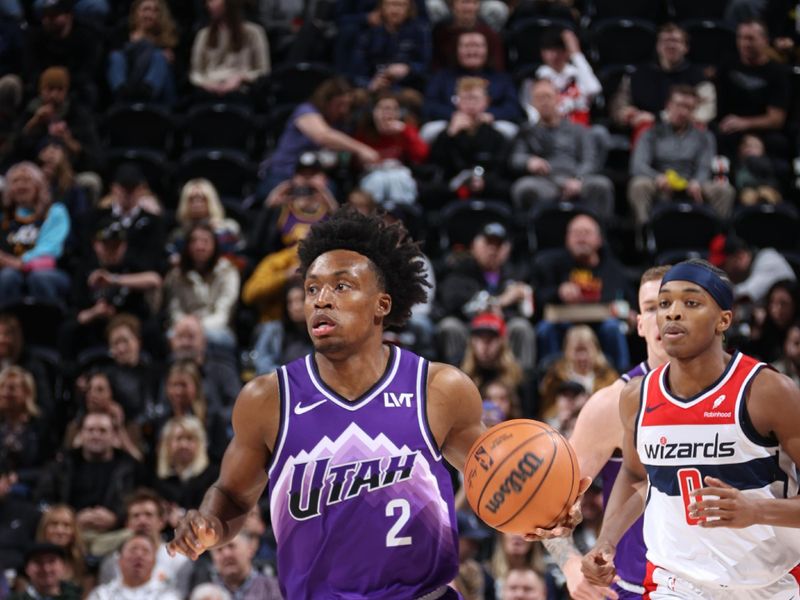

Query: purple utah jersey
267;346;459;599
599;361;649;598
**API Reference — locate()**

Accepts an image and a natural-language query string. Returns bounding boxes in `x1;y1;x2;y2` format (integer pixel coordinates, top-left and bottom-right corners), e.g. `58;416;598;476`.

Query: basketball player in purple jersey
544;266;671;600
583;259;800;598
168;209;590;599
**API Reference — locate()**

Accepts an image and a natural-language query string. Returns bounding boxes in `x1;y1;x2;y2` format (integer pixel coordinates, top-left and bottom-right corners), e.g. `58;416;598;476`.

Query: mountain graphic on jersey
270;421;451;542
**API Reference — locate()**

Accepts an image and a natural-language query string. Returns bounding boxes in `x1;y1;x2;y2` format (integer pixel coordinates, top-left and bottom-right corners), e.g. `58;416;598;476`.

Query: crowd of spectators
0;0;799;598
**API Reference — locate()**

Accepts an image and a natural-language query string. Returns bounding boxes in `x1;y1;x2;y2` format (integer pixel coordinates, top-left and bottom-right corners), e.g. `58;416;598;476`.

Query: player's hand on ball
563;554;619;600
167;510;221;560
688;476;758;528
524;476;592;541
581;540;617;586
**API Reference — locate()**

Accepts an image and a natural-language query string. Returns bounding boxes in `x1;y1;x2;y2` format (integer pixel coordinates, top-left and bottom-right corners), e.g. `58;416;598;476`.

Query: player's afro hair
297;208;430;329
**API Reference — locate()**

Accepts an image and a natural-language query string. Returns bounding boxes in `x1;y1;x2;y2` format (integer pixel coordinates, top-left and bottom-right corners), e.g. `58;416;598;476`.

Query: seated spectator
0;465;40;574
0;313;56;416
0;366;53;494
190;583;233;600
436;222;535;370
164;223;240;351
0;161;71;307
90;163;166;274
257;78;379;196
96;488;192;597
88;533;181;600
431;0;504;71
104;314;160;425
489;533;549;598
501;567;547;600
453;511;495;599
538;324;617;418
35;411;141;536
189;0;270;103
152;415;219;522
63;370;143;461
773;321;800;387
167;315;241;413
15;67;100;174
482;378;523;420
428;76;511;204
354;91;428;205
509;80;614;219
732;133;783;206
22;0;102;106
0;19;23;166
167;179;243;267
189;532;282;600
424;31;521;126
8;542;81;600
36;137;90;234
35;504;88;588
742;279;799;362
150;360;230;461
248;152;337;263
251;277;312;375
532;213;634;370
715;19;790;159
611;23;715;141
59;218;163;360
107;0;178;105
628;85;735;229
348;0;431;93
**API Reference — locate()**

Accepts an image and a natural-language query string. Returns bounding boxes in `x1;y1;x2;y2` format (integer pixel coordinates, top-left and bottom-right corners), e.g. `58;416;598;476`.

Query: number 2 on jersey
677;468;703;525
385;498;413;547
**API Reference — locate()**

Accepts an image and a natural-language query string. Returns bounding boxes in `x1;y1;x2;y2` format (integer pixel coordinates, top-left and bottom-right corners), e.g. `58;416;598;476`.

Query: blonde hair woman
0;161;71;306
538;324;618;419
36;504;88;584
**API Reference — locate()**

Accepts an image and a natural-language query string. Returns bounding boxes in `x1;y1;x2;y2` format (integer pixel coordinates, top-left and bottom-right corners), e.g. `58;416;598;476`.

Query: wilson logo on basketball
474;446;493;471
484;452;544;514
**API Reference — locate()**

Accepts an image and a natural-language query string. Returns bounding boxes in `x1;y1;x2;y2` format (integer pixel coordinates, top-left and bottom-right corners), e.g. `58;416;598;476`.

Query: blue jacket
424;67;523;122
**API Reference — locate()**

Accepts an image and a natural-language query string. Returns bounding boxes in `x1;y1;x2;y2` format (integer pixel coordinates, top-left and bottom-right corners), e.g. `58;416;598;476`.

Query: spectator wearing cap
87;533;181;600
8;543;81;600
15;66;101;173
354;91;428;206
91;163;166;274
454;511;496;600
22;0;102;107
427;77;512;205
0;161;71;307
437;222;535;372
509;79;614;219
244;152;339;268
36;136;91;237
257;78;379;198
628;85;735;230
545;379;588;439
532;213;634;371
58;215;162;360
708;233;795;305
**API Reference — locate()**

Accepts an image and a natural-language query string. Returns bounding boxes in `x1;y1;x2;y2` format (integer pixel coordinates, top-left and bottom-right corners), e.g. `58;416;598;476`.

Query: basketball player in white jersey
545;265;671;600
582;259;800;598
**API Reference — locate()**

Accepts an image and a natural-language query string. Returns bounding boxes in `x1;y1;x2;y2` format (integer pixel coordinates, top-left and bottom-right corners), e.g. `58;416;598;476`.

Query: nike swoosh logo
645;402;666;413
294;399;327;415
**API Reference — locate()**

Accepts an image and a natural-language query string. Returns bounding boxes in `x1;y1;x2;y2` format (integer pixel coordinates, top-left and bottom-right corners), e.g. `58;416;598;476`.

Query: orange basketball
463;419;581;534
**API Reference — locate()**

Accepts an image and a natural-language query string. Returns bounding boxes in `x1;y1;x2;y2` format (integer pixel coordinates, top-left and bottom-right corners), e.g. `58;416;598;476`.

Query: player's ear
376;293;392;318
716;309;733;335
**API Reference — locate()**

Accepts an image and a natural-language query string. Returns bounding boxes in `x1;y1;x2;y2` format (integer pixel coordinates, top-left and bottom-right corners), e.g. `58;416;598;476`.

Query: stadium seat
505;17;574;74
0;298;65;351
263;62;334;110
682;20;737;67
590;18;657;68
668;0;728;21
731;203;800;252
181;103;260;156
584;0;665;23
436;199;513;254
102;103;176;153
106;148;173;200
645;202;723;261
174;149;258;199
527;201;586;252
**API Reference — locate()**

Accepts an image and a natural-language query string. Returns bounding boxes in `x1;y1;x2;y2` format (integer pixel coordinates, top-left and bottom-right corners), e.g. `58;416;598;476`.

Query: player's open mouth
311;315;337;336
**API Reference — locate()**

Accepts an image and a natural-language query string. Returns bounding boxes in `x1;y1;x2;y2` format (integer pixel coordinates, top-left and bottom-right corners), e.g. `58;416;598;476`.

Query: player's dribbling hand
581;540;616;586
563;554;618;600
524;476;591;541
166;510;221;560
688;476;758;528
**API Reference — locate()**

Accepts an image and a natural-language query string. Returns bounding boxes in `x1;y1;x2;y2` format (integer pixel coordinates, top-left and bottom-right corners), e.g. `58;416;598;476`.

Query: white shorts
644;563;800;599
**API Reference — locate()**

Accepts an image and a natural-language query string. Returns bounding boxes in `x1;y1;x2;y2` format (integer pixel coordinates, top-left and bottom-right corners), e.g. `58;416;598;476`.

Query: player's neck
314;341;391;402
667;346;731;398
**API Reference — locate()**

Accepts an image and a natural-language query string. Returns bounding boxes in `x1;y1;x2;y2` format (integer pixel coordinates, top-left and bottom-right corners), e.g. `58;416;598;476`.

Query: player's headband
661;263;733;310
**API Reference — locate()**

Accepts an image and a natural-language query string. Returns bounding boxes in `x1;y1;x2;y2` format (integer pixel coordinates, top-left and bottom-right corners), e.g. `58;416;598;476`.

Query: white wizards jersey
636;352;800;587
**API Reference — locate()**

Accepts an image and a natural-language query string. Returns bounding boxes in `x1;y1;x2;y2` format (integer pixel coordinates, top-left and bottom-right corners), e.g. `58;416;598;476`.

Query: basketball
463;419;581;534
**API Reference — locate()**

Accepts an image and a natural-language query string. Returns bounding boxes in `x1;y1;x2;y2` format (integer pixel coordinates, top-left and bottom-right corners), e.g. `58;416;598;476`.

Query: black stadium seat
590;18;657;68
102;102;175;153
645;202;723;262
